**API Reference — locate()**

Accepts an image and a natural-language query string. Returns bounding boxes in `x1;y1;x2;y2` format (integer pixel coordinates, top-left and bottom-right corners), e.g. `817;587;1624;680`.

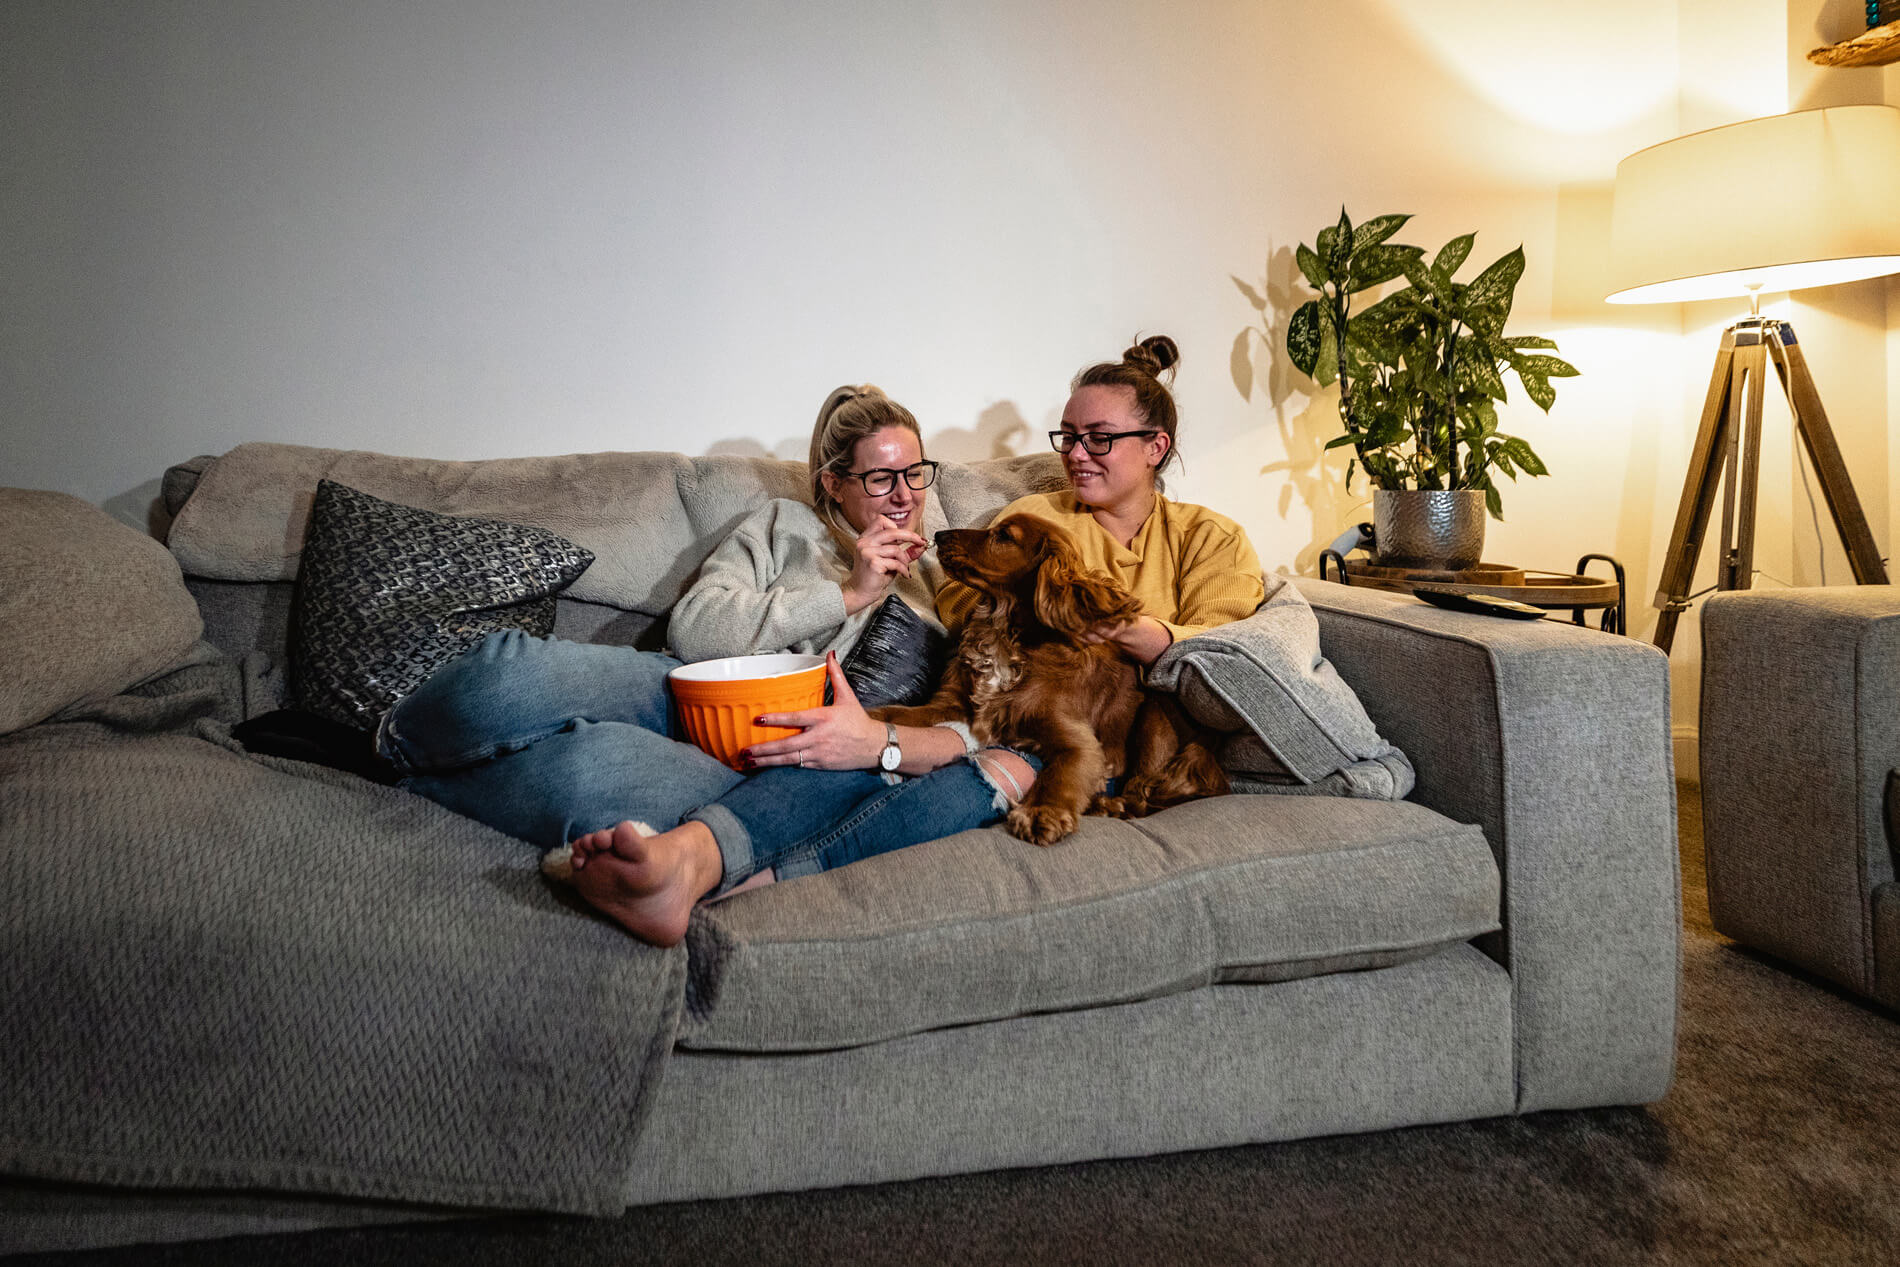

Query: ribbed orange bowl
668;653;827;770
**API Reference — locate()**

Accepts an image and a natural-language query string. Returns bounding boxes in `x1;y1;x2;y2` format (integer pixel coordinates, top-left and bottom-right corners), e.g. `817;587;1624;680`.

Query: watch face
880;744;901;772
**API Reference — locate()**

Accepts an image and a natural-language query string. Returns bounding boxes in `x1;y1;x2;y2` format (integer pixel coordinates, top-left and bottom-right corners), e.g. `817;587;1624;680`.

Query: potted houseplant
1285;209;1578;569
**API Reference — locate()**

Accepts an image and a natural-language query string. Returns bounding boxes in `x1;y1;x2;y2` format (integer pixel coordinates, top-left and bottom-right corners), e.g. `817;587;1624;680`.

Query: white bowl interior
668;653;826;684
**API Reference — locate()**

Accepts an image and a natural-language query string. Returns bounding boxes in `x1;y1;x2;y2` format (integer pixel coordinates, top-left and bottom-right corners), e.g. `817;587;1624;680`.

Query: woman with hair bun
938;335;1266;660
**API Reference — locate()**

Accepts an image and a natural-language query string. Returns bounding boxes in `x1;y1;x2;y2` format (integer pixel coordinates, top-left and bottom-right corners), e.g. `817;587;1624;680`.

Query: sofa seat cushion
679;795;1499;1052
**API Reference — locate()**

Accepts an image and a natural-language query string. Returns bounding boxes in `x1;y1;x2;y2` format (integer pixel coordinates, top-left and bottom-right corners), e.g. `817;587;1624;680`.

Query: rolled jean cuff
685;802;756;898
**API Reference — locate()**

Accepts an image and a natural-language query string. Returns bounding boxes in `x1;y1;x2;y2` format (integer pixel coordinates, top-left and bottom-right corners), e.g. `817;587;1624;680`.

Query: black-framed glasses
1049;429;1158;456
842;460;939;496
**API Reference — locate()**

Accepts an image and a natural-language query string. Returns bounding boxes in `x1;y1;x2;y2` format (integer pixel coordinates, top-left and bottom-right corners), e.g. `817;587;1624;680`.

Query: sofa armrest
1293;578;1680;1111
1700;587;1900;1003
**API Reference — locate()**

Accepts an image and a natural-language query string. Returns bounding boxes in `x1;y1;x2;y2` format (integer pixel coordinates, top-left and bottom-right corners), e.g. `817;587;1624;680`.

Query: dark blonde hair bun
1121;335;1179;379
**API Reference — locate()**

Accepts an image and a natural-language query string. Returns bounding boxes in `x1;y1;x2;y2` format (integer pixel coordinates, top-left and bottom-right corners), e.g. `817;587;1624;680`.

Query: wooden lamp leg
1653;332;1739;654
1764;323;1890;585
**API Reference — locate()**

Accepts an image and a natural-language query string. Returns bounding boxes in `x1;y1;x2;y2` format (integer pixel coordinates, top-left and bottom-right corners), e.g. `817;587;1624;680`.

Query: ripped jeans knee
968;747;1039;811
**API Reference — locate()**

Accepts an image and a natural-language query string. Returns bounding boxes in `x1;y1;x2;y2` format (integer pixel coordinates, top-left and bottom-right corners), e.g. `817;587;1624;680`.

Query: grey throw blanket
0;653;683;1215
1148;576;1415;800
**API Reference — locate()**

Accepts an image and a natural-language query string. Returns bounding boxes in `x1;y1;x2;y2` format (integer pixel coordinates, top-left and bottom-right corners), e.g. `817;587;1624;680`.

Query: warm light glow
1374;0;1675;136
1605;106;1900;305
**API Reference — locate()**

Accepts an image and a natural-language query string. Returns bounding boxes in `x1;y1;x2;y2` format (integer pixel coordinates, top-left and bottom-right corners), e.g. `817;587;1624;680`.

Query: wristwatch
878;722;903;772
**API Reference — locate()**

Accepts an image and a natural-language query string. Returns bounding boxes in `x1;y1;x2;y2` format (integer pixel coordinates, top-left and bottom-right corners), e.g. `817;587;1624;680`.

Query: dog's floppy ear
1033;537;1143;640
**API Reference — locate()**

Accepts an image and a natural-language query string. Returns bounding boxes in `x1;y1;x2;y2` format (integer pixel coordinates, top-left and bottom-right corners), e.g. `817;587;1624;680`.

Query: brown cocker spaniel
871;514;1229;844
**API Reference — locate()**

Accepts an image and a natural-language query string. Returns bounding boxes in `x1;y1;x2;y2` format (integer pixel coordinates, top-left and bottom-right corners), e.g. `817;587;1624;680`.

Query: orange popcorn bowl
667;653;827;770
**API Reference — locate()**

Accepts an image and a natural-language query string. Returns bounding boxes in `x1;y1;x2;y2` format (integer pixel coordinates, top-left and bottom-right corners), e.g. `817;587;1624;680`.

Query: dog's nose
935;530;957;547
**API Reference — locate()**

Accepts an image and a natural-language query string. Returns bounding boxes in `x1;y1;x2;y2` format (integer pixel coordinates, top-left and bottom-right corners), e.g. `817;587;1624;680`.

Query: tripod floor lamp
1605;105;1900;652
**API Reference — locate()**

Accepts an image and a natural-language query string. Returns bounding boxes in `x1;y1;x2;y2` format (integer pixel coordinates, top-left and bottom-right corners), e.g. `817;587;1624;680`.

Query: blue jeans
378;630;744;848
379;632;1019;892
688;756;1027;888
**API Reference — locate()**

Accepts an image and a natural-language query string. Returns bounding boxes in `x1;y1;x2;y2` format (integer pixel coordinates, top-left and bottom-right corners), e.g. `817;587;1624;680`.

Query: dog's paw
1088;794;1136;819
1007;802;1078;845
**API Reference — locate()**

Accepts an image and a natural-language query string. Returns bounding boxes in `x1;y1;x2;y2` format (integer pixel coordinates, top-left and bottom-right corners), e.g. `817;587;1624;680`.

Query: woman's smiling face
823;425;927;534
1057;384;1169;512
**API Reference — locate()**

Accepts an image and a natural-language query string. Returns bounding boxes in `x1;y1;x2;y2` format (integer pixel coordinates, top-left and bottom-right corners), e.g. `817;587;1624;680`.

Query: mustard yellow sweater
937;490;1265;645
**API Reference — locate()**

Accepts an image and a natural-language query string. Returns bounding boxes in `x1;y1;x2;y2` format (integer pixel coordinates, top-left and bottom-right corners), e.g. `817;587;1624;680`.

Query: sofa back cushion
0;489;203;735
679;795;1499;1053
165;443;1068;669
166;443;1066;611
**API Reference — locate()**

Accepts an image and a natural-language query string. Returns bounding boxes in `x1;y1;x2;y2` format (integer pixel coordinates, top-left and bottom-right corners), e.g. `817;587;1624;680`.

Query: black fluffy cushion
291;480;594;731
839;594;949;709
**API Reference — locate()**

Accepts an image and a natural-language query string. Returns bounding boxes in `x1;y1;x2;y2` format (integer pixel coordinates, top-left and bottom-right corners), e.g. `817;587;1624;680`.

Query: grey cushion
290;480;593;730
680;794;1498;1053
0;489;202;735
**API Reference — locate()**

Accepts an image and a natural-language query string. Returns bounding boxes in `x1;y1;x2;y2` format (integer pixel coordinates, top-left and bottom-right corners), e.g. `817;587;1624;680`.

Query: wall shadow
705;436;808;462
1232;241;1372;574
925;400;1033;464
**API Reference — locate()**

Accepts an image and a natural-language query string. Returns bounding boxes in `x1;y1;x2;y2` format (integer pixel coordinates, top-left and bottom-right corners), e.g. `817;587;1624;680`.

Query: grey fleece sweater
667;498;945;664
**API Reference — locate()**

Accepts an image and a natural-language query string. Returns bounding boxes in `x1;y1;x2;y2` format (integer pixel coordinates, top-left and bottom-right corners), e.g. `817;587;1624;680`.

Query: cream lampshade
1605;104;1900;306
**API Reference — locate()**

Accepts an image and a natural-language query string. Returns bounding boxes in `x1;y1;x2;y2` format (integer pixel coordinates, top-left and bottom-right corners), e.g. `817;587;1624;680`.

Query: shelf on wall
1808;20;1900;67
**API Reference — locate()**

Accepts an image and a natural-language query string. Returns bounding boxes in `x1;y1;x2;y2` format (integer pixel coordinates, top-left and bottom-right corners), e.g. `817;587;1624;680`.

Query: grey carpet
12;785;1900;1266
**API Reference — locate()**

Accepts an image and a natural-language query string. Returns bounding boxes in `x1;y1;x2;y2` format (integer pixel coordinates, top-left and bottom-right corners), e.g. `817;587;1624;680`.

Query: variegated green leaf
1353;214;1411;250
1287;300;1323;377
1402;256;1449;307
1519;372;1555;412
1503;335;1558;350
1463;246;1524;336
1295;244;1327;290
1513;353;1579;378
1324;208;1354;276
1434;233;1475;278
1349;244;1422;294
1454;344;1508;401
1499;436;1549;477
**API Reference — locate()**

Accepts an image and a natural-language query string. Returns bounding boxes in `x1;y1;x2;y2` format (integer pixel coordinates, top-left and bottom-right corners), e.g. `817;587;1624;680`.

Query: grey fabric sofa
1700;586;1900;1009
0;444;1682;1253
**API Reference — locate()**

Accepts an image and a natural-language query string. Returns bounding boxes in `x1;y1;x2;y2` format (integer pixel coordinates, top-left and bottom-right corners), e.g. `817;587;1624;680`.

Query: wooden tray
1346;559;1526;586
1344;559;1620;610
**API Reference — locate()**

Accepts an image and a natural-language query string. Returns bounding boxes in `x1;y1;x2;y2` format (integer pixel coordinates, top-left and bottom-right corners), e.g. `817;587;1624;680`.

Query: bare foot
567;820;722;947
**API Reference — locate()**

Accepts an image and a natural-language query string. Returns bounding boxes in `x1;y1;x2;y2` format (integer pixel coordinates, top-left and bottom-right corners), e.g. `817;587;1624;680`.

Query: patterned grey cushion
291;480;593;730
838;594;947;709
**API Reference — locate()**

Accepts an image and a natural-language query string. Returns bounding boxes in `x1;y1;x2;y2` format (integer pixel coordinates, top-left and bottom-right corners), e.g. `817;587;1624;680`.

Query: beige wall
4;0;1895;760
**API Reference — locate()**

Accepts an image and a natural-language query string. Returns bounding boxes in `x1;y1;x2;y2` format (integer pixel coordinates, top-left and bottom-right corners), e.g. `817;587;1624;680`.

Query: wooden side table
1317;552;1627;635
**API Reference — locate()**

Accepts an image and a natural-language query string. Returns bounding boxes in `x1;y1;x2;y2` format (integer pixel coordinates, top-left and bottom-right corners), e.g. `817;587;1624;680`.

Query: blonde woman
386;387;1034;943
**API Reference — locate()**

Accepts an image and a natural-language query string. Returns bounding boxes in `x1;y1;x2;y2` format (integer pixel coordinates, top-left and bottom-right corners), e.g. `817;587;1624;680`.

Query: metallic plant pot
1372;489;1487;570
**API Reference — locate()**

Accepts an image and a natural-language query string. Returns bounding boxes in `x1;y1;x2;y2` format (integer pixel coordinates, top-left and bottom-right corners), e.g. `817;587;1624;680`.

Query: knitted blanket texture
0;656;683;1215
